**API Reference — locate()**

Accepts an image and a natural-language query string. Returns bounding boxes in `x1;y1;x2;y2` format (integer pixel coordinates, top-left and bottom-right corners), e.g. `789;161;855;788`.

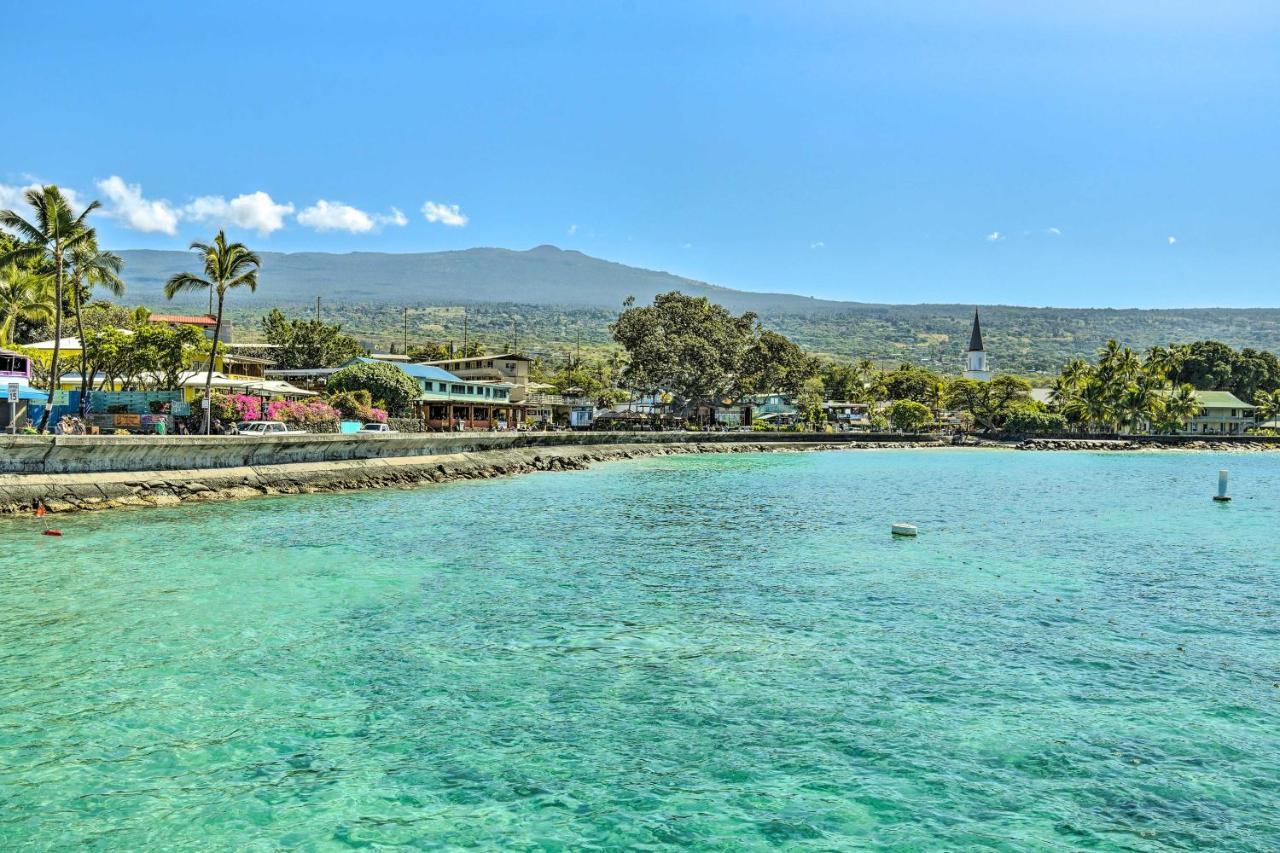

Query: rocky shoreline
0;439;942;516
1014;437;1280;452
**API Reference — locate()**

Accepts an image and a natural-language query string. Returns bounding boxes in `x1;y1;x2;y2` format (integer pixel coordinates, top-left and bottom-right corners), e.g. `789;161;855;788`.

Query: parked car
359;422;396;433
237;420;307;436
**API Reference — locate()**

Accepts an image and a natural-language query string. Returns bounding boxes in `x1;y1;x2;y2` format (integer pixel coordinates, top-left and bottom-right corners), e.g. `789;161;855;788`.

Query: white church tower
963;309;992;381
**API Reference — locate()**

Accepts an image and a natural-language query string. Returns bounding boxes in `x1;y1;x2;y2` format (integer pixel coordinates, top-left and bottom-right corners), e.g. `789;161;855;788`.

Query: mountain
116;245;849;314
114;244;1280;373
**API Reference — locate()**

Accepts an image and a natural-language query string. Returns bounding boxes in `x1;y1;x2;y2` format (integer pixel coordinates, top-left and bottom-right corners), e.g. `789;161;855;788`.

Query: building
148;313;231;343
1181;390;1256;436
963;309;991;381
268;357;524;429
420;354;533;402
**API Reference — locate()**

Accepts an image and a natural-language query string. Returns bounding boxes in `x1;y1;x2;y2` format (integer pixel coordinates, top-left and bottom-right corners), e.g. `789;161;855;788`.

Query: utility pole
403;307;409;355
315;296;321;322
575;329;581;367
462;310;468;357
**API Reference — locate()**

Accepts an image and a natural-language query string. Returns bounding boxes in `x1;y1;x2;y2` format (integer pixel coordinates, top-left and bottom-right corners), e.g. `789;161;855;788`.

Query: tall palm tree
0;186;100;431
68;237;125;416
1158;383;1200;434
1118;373;1163;434
0;264;54;346
164;231;260;434
1254;389;1280;425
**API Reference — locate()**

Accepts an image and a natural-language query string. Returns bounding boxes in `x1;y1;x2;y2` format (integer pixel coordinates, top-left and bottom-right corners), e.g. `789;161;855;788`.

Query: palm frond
164;273;213;300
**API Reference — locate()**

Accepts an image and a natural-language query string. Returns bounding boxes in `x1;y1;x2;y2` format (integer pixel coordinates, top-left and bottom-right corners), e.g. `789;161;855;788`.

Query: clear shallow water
1;449;1278;851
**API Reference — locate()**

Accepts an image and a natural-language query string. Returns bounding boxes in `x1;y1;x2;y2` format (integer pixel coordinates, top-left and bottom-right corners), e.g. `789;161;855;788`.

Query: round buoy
891;523;918;537
42;529;62;537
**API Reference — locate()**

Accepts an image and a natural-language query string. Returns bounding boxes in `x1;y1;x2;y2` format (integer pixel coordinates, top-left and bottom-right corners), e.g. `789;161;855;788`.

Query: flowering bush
228;394;263;422
266;398;341;432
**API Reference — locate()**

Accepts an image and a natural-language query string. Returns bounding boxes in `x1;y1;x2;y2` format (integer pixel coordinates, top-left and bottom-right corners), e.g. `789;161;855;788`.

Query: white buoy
891;523;918;537
1213;469;1231;502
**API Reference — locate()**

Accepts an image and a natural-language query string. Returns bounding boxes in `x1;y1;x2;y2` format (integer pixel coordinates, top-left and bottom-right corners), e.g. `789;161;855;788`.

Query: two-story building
1181;390;1256;435
420;353;533;402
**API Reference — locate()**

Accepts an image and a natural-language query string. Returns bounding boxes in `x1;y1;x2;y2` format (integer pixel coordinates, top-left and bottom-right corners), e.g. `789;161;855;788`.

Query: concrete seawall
0;438;942;515
0;430;937;475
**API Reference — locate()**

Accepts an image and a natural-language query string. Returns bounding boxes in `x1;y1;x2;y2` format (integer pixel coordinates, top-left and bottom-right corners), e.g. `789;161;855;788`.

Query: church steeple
967;309;984;353
963;309;991;380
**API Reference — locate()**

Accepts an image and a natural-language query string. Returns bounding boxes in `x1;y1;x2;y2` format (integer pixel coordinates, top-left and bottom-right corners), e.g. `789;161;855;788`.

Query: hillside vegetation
118;245;1280;375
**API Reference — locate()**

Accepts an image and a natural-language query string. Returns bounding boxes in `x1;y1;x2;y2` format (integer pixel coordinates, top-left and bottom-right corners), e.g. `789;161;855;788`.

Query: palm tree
1078;379;1113;434
0;186;100;431
164;231;260;434
1157;383;1200;434
1254;389;1280;425
68;238;125;416
0;264;54;346
1118;373;1163;434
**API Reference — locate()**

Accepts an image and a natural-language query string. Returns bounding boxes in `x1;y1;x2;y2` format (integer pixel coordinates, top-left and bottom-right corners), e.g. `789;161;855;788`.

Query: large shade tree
164;231;261;434
0;186;100;431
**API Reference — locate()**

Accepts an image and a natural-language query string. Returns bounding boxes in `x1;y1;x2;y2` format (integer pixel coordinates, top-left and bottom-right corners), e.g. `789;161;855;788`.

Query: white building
963;309;992;381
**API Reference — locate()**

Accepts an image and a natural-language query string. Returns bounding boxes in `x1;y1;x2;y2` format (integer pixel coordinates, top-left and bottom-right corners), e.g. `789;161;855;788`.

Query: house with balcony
1180;390;1256;435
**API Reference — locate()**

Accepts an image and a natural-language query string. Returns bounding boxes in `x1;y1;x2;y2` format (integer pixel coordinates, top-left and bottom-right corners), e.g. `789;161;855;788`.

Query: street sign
6;382;17;403
201;397;210;409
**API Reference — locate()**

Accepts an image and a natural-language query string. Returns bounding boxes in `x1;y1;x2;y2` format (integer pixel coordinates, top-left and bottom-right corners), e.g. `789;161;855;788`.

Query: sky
2;1;1277;308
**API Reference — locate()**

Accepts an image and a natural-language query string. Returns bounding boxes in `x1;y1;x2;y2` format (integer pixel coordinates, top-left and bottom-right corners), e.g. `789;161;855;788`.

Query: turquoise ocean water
1;449;1278;850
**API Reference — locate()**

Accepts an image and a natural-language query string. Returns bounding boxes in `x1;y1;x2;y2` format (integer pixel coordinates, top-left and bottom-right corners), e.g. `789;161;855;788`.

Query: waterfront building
148;313;231;342
1180;390;1256;436
962;310;992;381
421;354;533;402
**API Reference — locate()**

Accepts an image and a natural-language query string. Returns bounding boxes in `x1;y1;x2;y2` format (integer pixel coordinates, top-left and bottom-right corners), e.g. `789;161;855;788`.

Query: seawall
0;430;937;476
0;438;941;515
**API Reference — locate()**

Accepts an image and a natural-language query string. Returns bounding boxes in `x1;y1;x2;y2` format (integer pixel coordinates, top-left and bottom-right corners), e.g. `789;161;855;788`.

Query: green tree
163;231;261;433
0;264;53;346
1168;340;1237;390
407;341;451;362
1153;383;1201;434
610;292;758;421
944;375;1032;432
0;186;101;431
327;361;420;415
67;238;125;414
882;363;943;407
887;399;932;432
740;329;816;397
1002;401;1068;435
795;376;827;429
262;308;365;369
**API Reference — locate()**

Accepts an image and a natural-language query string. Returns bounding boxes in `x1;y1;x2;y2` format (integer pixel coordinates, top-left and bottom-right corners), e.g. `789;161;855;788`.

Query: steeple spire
967;309;984;353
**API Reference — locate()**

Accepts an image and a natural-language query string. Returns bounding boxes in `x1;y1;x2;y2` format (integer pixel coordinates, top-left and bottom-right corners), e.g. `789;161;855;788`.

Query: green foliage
944;375;1032;431
610;291;814;416
327;361;419;415
796;376;827;428
262;308;365;369
883;364;944;407
81;323;208;391
887;399;933;432
1001;401;1067;435
552;354;629;409
0;264;53;346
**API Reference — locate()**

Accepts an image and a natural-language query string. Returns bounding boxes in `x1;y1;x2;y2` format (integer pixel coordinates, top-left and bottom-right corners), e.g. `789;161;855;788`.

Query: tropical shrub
1002;402;1068;435
887;399;933;432
266;399;342;432
328;389;388;423
326;362;419;415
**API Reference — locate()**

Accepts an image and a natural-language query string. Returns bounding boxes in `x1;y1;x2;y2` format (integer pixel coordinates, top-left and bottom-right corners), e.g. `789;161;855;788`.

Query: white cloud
297;200;376;233
1045;227;1062;236
810;241;825;249
567;224;578;236
96;176;179;235
377;207;408;227
184;191;295;236
421;200;468;227
986;231;1004;242
1167;235;1177;245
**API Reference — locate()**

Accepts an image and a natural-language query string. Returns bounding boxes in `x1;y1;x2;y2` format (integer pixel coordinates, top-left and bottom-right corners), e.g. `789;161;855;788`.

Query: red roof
149;313;217;326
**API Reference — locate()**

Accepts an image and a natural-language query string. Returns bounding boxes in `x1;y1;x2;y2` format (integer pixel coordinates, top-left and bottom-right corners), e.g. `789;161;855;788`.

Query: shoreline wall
0;430;936;475
0;440;940;515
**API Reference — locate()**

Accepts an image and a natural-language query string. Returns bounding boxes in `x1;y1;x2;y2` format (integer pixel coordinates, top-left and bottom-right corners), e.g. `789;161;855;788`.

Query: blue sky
2;1;1277;308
